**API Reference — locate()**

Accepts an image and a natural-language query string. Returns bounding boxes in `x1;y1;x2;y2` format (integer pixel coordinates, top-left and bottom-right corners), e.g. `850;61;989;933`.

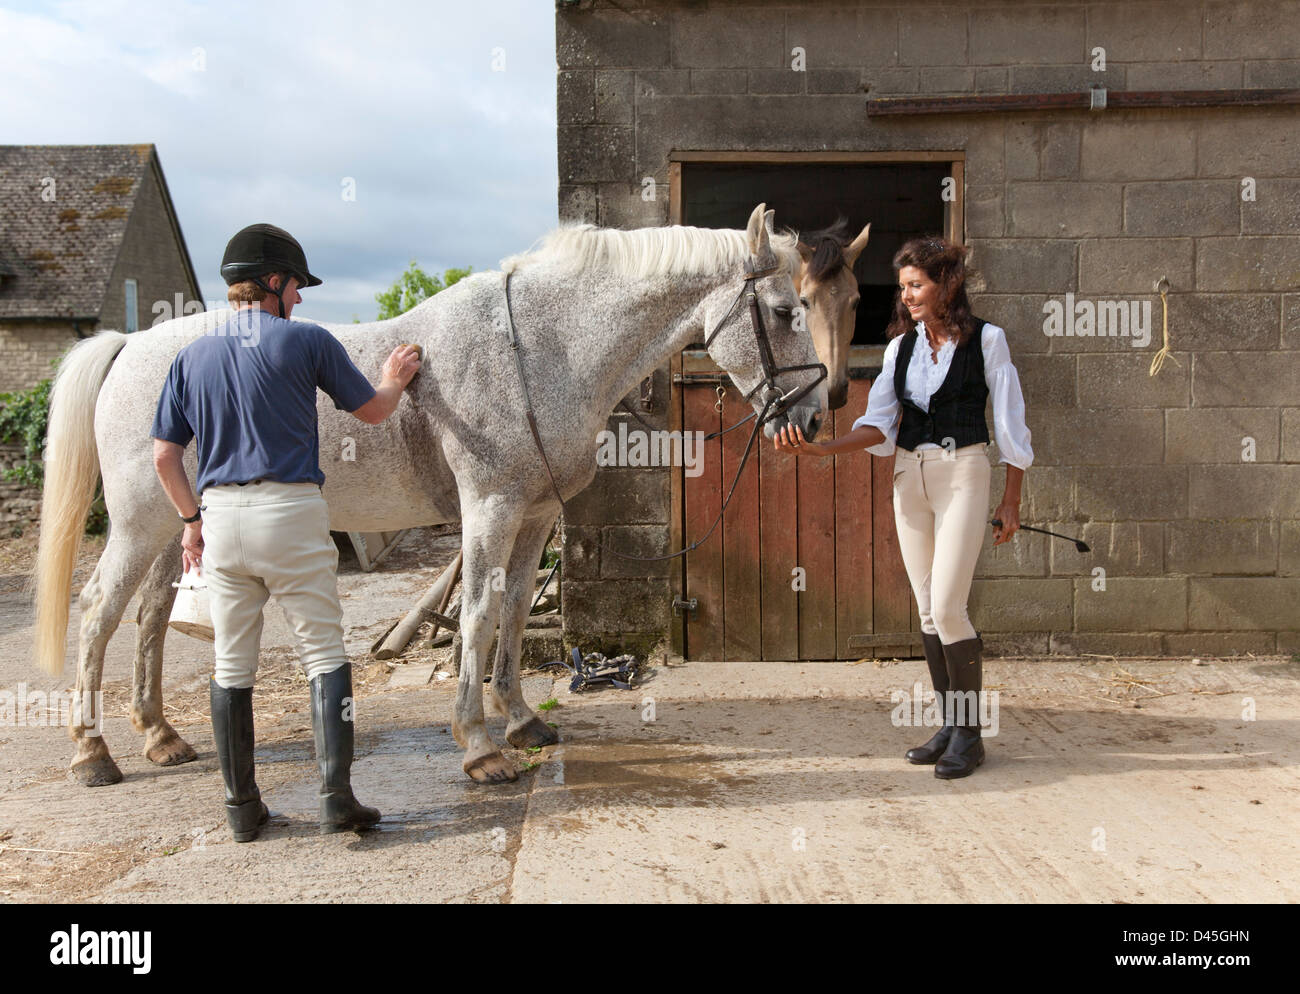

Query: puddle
557;740;760;805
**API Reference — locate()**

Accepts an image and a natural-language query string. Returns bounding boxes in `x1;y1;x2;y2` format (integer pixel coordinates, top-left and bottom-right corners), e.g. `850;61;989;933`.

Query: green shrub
0;366;108;535
0;377;51;489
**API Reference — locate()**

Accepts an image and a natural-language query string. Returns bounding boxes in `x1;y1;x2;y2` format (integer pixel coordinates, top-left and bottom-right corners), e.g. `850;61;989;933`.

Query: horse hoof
506;716;559;750
145;732;198;767
464;750;518;784
70;757;123;787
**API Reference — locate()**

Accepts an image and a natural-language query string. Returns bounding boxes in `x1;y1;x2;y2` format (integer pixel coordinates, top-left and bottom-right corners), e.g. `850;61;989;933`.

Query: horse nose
808;411;823;440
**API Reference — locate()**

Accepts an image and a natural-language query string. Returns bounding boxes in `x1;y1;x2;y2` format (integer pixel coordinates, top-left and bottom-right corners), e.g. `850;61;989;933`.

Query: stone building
554;0;1300;660
0;144;202;393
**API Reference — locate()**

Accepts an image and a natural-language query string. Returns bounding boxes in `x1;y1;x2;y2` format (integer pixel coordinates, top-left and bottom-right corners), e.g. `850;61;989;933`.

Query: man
151;223;421;840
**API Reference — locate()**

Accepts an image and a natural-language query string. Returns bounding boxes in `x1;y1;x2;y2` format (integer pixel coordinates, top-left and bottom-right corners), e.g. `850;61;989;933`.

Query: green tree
375;262;472;320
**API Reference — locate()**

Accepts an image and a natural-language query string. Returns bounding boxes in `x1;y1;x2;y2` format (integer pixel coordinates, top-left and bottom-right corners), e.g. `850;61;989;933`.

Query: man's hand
181;521;204;574
352;345;424;425
382;344;422;388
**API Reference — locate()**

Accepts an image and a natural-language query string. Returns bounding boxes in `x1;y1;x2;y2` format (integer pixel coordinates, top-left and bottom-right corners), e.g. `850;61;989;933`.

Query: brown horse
795;220;871;410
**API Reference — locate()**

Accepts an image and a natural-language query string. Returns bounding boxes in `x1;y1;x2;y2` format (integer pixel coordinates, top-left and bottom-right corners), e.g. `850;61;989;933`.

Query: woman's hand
991;501;1020;546
181;520;204;574
774;424;826;457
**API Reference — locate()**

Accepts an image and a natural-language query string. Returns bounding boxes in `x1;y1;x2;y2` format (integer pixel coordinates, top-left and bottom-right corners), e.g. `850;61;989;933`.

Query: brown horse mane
800;217;854;284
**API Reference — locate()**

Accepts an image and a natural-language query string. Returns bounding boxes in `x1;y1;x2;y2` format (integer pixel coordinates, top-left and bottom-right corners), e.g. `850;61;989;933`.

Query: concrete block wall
557;0;1300;656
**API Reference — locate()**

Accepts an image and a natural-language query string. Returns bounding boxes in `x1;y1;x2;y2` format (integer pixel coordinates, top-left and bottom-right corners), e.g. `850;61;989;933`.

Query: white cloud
0;0;559;322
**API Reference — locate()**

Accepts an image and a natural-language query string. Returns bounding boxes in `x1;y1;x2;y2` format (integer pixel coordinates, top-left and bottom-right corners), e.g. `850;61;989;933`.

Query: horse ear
746;203;771;257
763;209;776;235
844;222;871;270
796;241;814;265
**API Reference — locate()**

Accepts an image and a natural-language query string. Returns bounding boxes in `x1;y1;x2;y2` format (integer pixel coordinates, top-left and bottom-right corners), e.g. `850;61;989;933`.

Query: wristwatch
180;508;202;524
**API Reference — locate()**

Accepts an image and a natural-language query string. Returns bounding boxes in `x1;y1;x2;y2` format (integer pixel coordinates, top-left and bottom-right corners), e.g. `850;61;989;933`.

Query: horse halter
503;259;828;563
701;261;828;427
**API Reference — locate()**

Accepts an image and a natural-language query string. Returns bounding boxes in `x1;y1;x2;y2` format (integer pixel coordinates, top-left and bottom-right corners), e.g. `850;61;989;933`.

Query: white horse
33;203;827;785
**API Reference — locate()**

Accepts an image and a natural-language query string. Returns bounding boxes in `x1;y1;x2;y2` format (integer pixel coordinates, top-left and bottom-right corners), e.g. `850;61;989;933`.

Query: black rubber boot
310;663;381;835
935;636;986;780
905;631;953;764
209;679;269;842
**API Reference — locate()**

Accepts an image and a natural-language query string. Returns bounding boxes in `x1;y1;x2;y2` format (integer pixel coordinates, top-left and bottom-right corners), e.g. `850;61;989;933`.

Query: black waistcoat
895;320;990;451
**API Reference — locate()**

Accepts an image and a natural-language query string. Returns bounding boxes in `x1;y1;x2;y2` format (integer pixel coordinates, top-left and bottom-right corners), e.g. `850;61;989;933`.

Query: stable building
0;144;202;393
554;0;1300;661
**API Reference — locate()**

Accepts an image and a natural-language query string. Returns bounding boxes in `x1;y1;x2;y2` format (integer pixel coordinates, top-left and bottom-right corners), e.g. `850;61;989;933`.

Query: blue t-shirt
150;311;377;493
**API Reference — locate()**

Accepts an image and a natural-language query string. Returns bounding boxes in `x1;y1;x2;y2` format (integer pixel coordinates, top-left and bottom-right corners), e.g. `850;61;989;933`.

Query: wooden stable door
680;375;917;660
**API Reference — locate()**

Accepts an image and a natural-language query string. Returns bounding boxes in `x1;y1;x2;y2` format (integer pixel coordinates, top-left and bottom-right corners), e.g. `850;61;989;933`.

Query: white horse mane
500;223;801;280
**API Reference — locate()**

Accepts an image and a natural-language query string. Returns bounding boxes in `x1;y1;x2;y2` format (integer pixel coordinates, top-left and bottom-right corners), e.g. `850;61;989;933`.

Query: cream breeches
891;444;991;645
199;480;347;690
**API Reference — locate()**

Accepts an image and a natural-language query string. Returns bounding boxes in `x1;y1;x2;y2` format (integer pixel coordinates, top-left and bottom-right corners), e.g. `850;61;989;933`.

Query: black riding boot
905;631;953;764
209;679;269;842
310;663;381;835
935;636;986;779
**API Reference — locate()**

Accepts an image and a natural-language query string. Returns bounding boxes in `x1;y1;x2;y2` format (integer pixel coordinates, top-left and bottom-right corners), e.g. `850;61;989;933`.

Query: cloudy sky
0;0;558;323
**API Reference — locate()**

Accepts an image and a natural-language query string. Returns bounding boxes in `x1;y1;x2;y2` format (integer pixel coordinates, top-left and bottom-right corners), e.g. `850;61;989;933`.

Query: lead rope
1149;276;1177;377
604;392;775;562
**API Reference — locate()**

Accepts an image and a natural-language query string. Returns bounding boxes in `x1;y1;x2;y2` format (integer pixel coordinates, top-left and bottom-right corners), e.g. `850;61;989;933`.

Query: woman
775;236;1032;779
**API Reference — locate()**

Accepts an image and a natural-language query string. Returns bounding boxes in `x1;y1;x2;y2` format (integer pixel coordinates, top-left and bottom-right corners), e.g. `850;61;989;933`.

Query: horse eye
774;306;793;319
799;297;809;309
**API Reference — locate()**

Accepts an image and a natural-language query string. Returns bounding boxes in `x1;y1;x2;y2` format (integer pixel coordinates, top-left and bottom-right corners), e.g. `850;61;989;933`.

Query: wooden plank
848;632;926;650
759;400;799;661
671;150;966;164
669;160;683;224
834;378;874;659
872;445;913;658
721;384;761;661
867;92;1094;116
796;409;837;660
867;89;1300;117
946;158;965;245
668;351;685;657
682;382;724;660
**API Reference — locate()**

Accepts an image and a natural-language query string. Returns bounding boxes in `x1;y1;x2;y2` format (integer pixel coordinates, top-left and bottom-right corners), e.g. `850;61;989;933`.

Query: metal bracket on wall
672;596;699;619
640;375;654;412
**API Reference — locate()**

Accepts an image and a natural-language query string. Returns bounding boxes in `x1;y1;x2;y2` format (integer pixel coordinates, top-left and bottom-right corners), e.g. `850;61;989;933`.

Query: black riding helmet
220;223;322;318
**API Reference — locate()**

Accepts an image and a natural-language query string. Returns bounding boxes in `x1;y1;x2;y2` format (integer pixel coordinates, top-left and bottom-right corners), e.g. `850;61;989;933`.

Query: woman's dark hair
886;235;977;345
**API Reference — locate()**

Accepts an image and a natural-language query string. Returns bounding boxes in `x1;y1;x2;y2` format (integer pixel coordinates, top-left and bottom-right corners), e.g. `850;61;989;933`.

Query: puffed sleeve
852;334;902;457
981;323;1034;470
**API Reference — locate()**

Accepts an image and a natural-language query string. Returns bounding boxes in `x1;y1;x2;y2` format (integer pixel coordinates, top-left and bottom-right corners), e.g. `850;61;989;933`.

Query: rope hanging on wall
1149;276;1177;377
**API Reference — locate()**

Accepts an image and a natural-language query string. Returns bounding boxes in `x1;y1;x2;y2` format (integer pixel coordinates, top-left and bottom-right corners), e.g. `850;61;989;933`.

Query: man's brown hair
226;272;290;305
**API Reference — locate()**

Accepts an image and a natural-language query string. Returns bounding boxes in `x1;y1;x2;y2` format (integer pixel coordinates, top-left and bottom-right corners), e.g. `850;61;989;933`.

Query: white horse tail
33;331;129;676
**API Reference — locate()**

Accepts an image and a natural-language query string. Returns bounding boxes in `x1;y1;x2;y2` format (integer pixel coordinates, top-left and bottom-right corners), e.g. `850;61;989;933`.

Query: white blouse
851;320;1034;470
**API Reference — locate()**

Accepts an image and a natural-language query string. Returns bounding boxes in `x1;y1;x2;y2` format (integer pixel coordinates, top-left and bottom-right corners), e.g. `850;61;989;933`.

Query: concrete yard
1;531;1296;903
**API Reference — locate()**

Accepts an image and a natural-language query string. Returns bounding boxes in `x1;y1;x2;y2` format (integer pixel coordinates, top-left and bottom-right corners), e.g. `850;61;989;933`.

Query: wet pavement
2;531;1298;901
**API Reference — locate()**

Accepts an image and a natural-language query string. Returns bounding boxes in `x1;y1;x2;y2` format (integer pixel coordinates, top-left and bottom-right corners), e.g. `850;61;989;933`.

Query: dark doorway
681;162;950;346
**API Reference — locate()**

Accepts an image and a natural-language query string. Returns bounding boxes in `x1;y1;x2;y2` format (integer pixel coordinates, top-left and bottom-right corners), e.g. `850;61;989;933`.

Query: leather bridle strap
504;271;567;510
502;264;821;563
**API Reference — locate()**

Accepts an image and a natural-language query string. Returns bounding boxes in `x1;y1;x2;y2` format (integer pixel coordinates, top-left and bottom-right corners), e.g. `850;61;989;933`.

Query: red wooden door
680;372;917;660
